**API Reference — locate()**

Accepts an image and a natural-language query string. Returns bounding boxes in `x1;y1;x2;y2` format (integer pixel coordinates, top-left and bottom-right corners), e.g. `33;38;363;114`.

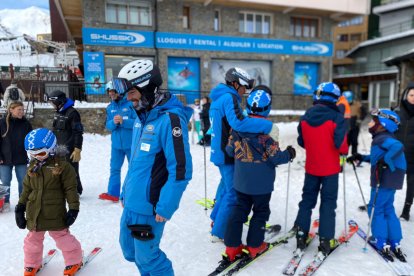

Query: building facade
59;0;368;108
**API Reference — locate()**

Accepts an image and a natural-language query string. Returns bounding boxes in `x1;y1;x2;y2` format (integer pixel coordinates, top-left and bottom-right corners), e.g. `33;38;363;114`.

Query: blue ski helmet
343;91;354;103
371;109;400;133
24;128;57;153
246;85;272;117
105;80;115;92
313;82;341;103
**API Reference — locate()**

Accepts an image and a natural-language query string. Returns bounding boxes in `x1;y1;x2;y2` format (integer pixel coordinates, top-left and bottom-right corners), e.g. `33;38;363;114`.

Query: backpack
9;88;19;101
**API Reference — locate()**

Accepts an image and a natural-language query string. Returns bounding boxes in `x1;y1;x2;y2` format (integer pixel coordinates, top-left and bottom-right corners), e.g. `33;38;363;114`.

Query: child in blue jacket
348;109;406;262
220;86;295;263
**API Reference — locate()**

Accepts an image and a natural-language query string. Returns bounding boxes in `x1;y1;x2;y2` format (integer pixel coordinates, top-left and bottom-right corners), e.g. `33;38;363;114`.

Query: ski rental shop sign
82;27;333;56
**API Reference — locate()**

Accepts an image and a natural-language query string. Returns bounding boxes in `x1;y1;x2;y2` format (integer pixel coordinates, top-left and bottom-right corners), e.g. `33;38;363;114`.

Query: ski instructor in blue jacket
209;67;274;241
114;59;193;276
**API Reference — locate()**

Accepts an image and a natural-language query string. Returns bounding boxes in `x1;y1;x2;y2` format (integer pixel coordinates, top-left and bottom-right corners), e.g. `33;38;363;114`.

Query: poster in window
293;62;319;95
168;57;200;104
210;59;271;89
83;51;105;94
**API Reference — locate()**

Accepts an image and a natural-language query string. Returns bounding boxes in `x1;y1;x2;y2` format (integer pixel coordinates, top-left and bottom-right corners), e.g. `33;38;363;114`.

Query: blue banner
168;57;200;104
156;32;333;56
83;51;105;95
293;62;319;95
82;27;154;48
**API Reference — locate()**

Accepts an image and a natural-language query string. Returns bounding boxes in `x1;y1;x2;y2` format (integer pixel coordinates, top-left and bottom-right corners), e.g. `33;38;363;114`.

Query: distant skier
98;81;136;202
347;109;407;261
16;128;83;276
3;79;25;108
294;82;348;259
223;86;295;261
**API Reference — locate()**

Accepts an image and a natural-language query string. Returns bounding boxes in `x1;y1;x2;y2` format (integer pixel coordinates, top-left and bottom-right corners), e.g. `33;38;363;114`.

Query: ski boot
98;193;119;203
392;244;407;262
245;242;269;258
24;266;41;276
224;245;244;262
318;237;338;259
295;226;308;250
64;262;83;276
381;245;394;262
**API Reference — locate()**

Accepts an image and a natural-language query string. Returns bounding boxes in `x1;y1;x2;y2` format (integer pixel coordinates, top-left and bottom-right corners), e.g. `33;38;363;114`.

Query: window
350;33;362;41
214;10;221;31
290;17;319;38
106;2;151;26
183;6;190;29
337;34;348;41
239;12;272;34
336;50;346;58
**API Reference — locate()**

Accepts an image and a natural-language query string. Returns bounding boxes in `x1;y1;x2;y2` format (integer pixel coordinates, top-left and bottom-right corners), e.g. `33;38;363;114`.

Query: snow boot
24;266;41;276
63;262;83;276
295;226;308;250
98;193;119;203
245;242;269;258
400;203;411;221
224;245;244;262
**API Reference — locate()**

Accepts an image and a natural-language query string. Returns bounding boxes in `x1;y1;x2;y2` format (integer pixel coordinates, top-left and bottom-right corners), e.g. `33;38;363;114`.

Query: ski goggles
111;77;134;96
27;148;49;158
370;109;400;125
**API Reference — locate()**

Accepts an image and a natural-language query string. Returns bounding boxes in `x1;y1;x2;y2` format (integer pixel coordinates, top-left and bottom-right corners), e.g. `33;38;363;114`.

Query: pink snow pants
24;228;82;267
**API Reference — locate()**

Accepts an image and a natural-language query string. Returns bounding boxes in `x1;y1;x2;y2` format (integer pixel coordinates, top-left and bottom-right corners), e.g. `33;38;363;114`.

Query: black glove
346;153;362;164
286;146;296;162
15;204;27;229
65;209;79;227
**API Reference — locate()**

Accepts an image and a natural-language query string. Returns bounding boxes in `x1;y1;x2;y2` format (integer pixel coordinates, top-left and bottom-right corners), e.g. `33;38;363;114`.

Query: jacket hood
209;83;240;101
60;98;74;112
154;93;193;123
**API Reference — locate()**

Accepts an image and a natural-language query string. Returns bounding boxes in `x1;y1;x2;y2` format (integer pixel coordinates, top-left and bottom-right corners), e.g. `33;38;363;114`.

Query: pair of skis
37;247;101;275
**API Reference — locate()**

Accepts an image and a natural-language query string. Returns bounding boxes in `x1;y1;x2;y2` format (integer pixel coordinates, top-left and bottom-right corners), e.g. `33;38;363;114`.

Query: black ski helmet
47;90;67;110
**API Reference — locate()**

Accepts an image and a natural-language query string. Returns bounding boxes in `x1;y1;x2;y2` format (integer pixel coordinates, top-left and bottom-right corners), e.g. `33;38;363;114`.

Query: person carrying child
221;86;296;262
15;128;83;276
347;109;407;262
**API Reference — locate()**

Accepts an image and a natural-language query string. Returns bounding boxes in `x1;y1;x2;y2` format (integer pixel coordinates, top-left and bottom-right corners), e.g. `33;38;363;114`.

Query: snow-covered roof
383;47;414;66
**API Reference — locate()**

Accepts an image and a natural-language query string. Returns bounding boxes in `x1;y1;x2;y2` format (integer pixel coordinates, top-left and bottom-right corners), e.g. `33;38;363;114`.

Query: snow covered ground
0;122;413;275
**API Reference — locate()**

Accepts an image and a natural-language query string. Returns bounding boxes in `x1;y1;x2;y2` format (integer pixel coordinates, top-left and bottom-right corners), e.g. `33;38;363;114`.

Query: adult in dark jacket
0;101;32;209
47;90;84;195
394;81;414;220
199;96;211;146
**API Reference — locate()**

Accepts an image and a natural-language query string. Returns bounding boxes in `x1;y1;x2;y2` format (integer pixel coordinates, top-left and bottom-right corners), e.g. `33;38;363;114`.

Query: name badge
140;143;151;152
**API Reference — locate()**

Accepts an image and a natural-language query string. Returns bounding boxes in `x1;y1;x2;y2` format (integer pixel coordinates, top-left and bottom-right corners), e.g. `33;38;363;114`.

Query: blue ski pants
210;164;237;239
119;208;173;276
294;173;339;239
368;187;402;250
107;147;131;197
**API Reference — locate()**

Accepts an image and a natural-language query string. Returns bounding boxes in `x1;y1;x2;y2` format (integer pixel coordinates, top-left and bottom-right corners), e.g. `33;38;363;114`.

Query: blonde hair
2;101;24;138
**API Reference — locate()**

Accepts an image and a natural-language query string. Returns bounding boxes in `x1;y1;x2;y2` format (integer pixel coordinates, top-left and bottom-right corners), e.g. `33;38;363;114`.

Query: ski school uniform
295;101;347;240
224;130;290;248
360;131;406;250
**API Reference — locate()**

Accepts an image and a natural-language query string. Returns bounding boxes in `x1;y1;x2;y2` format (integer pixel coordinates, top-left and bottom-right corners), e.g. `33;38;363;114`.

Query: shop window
239;12;272;34
214;10;221;31
290;17;319;38
106;2;151;26
337;34;348;41
183;6;190;29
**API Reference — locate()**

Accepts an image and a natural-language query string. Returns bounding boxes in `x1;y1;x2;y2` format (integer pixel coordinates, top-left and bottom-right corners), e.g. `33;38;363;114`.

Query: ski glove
70;148;81;163
65;209;79;227
15;204;26;229
346;153;362;163
286;145;296;162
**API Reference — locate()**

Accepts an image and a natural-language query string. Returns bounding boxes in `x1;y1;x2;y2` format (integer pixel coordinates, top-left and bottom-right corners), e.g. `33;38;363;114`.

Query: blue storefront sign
293;62;320;95
168;57;200;104
83;51;105;95
83;27;332;56
156;32;333;56
82;27;154;48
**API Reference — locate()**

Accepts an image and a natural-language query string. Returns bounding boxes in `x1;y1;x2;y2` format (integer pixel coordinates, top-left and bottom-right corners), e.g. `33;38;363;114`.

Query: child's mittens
286;145;296;162
15;204;27;229
65;209;79;227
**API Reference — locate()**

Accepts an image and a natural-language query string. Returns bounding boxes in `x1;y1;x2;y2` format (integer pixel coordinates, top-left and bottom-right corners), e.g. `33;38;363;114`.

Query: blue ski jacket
209;84;272;166
121;94;193;220
105;98;137;150
362;131;406;190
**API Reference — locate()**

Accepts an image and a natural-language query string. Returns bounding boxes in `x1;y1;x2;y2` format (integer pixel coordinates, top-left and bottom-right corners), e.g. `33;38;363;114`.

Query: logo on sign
292;43;330;55
90;32;146;44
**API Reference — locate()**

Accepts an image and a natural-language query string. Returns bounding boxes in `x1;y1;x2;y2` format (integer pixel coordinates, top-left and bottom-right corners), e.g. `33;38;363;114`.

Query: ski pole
363;164;383;251
284;161;291;235
342;158;347;239
351;162;368;210
203;138;208;212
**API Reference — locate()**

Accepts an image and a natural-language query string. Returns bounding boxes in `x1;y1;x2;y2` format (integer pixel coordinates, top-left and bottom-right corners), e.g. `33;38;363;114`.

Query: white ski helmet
225;67;255;89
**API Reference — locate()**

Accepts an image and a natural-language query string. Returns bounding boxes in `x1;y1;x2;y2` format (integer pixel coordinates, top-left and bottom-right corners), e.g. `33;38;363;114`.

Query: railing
380;0;406;5
371;20;414;38
333;62;397;76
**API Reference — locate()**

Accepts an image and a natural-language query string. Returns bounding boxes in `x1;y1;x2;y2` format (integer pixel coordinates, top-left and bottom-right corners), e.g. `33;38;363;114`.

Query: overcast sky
0;0;49;10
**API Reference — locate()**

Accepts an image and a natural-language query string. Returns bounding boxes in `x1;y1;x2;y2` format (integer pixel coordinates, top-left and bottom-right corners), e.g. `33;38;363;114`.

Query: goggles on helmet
370;109;400;126
27;148;49;158
112;77;133;96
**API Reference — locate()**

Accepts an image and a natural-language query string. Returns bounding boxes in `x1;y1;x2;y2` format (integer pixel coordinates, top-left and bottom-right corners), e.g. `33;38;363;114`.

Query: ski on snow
208;229;296;276
35;249;58;274
63;247;102;276
355;224;413;276
298;220;359;276
282;219;319;275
